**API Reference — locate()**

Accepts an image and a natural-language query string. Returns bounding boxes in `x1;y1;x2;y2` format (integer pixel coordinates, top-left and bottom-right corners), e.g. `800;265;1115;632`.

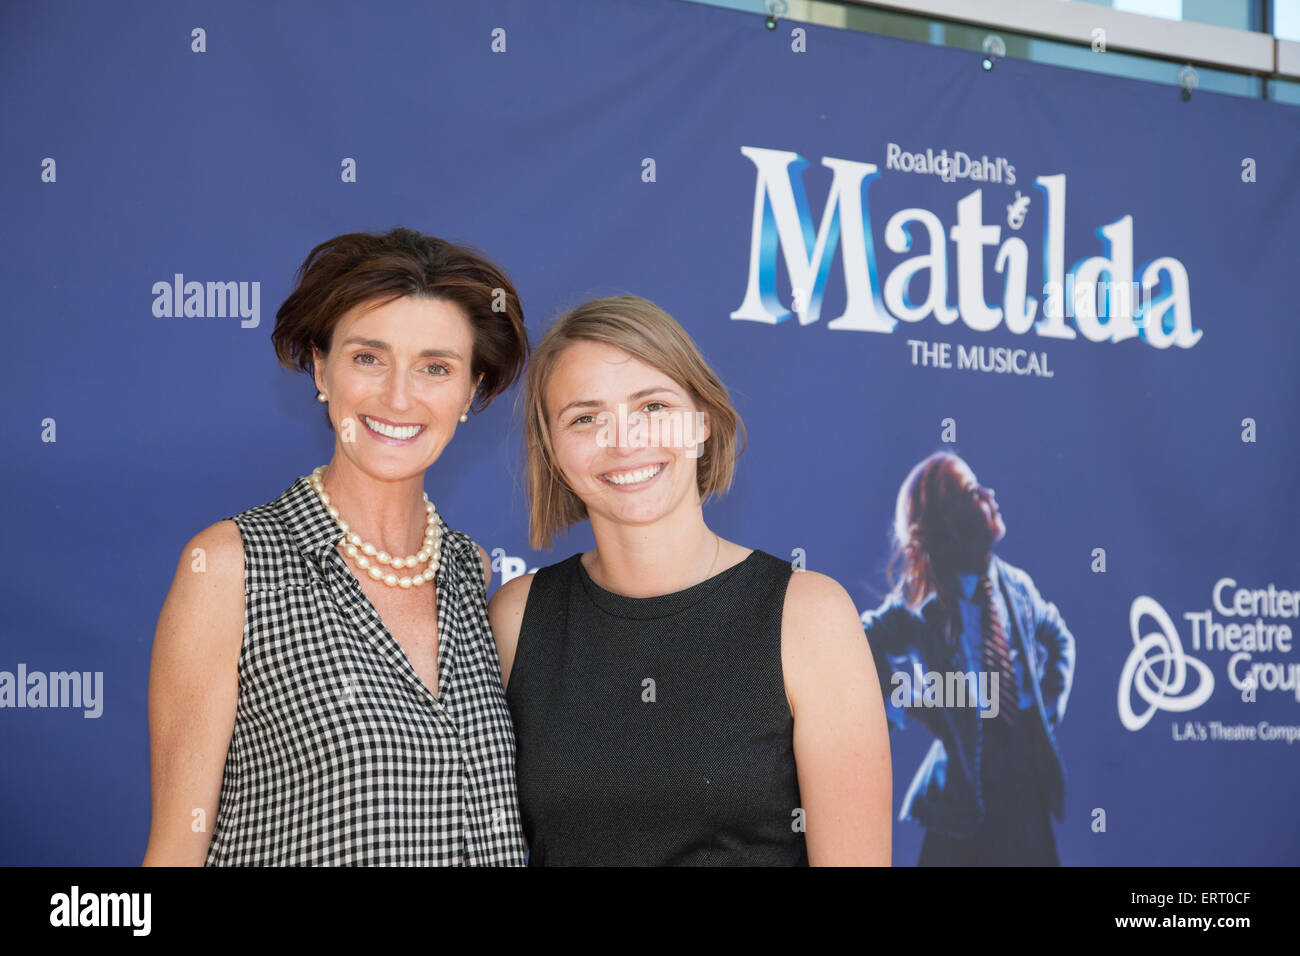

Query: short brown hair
522;295;746;550
272;227;528;414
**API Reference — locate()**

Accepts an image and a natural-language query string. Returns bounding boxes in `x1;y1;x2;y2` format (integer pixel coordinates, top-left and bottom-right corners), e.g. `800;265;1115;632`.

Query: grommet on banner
765;0;787;31
1178;64;1199;101
981;34;1005;71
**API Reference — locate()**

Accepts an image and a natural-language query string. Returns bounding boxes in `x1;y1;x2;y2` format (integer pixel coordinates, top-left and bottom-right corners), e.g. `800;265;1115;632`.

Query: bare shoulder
145;519;245;865
488;572;536;636
782;569;862;635
189;518;244;557
487;572;536;688
780;569;873;714
156;519;245;647
778;567;892;866
491;570;536;609
476;542;491;591
169;520;245;597
150;519;246;732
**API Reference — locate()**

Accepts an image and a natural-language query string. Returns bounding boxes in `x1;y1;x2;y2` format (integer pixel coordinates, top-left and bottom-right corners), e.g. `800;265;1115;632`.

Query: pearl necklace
308;466;442;588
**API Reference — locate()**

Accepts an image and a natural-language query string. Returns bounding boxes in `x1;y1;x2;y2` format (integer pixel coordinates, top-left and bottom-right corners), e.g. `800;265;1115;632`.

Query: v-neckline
329;539;455;709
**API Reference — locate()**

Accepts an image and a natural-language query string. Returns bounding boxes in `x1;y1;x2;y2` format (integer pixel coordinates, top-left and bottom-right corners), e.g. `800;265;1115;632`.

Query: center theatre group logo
1119;579;1300;732
1118;596;1215;731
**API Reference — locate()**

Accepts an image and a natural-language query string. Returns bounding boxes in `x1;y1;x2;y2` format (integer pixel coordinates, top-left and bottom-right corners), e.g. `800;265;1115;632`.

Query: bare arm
487;573;534;690
782;571;893;866
477;543;492;593
141;520;245;866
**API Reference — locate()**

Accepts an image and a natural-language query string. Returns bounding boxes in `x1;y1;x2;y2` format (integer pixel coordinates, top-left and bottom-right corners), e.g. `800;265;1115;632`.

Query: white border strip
848;0;1275;74
1277;39;1300;80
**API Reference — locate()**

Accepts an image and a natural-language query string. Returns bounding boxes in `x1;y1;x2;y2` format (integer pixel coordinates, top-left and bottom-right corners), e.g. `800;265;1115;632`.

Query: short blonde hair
522;295;746;550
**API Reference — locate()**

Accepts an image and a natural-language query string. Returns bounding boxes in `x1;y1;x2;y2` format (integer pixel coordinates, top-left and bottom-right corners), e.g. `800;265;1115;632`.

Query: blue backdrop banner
2;0;1297;865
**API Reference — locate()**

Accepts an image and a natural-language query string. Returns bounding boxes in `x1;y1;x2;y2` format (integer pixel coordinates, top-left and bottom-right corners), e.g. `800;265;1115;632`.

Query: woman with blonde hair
488;295;891;865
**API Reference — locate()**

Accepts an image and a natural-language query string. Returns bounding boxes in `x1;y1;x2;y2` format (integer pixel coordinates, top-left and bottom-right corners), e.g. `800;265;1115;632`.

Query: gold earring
317;392;327;403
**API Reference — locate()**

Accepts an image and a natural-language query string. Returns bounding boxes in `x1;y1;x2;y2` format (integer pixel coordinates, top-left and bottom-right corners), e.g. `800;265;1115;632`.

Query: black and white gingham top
203;474;526;866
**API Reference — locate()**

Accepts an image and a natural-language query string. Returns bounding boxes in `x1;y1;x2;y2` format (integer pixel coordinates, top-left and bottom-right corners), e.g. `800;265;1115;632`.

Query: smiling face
312;295;480;482
545;340;710;529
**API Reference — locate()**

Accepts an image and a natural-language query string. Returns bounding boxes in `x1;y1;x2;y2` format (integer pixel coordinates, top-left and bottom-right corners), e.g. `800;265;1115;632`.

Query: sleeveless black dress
505;549;808;865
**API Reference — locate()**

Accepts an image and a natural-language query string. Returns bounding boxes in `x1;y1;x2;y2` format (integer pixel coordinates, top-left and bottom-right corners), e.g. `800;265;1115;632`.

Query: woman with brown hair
143;227;529;866
488;294;891;866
